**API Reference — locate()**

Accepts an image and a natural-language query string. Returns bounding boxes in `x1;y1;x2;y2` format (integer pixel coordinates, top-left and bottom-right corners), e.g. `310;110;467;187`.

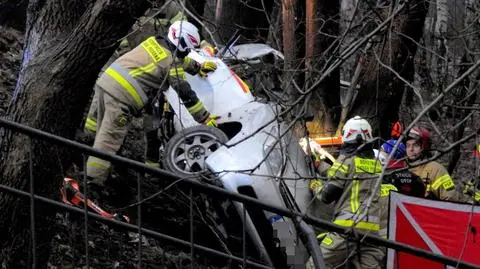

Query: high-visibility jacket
409;160;470;202
96;36;210;122
322;152;383;233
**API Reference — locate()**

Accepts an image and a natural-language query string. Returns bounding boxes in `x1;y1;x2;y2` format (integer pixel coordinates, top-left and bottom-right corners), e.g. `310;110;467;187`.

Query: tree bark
447;0;480;173
282;0;296;98
0;0;148;267
282;0;302;101
433;0;448;95
214;0;242;43
339;0;358;82
267;1;282;49
202;0;217;39
305;0;340;136
349;0;429;138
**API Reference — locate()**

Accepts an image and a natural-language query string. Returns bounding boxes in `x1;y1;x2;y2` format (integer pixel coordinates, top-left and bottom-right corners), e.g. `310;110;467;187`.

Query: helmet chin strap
176;49;189;59
165;38;189;59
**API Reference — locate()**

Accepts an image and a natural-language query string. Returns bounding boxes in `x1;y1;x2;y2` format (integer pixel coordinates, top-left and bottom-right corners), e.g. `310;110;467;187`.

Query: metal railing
0;117;479;269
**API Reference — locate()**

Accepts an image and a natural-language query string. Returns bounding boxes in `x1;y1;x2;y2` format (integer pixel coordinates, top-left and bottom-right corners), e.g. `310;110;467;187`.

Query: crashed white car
160;44;333;268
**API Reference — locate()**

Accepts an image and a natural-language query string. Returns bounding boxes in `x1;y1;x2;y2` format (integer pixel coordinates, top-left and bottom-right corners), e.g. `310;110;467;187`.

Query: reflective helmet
381;139;406;160
342;116;373;143
167;21;200;52
407;127;431;150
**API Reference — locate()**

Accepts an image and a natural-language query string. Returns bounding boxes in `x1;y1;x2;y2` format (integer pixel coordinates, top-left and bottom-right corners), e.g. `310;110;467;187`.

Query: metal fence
0;117;479;269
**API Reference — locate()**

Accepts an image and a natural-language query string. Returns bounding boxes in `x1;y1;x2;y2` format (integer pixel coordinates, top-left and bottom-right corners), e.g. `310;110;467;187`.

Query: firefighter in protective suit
83;2;191;147
406;127;472;202
307;116;384;269
85;21;218;190
377;139;425;238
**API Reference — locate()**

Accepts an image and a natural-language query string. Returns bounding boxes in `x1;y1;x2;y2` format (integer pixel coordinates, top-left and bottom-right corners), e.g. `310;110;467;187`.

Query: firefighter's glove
199;61;217;78
200;40;218;55
463;180;475;194
463;179;480;203
309;179;325;199
203;114;220;127
475;191;480;203
299;138;325;167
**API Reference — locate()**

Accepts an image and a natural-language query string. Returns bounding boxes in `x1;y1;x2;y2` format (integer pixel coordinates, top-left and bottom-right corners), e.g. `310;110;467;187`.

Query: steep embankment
0;25;22;115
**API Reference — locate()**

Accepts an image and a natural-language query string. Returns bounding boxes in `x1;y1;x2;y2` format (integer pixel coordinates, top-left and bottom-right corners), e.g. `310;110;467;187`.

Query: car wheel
162;125;228;179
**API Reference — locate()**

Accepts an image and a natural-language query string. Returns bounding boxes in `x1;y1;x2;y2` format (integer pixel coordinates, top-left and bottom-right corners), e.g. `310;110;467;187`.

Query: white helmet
167;21;201;52
342;115;373;143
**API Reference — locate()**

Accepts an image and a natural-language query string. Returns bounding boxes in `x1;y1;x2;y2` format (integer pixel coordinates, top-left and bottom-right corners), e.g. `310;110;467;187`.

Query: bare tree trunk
349;0;429;137
267;1;282;49
214;0;242;43
282;0;298;101
433;0;448;95
0;0;148;267
202;0;217;39
339;0;358;82
447;0;480;173
305;0;340;136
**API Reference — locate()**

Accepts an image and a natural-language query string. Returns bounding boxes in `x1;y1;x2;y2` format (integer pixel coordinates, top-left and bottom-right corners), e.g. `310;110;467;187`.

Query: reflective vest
326;154;383;233
409;160;469;202
97;36;173;111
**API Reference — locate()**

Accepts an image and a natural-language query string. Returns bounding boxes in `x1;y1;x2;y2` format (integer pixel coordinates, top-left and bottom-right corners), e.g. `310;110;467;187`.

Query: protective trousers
86;86;131;186
84;88;100;135
306;232;384;269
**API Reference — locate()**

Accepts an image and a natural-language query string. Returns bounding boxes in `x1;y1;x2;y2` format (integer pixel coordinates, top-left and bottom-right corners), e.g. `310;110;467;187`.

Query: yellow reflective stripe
426;184;432;193
381;184;398;197
331;162;348;173
169;67;186;79
85;117;97;132
475;191;480;202
335;213;380;223
187;101;204;114
141;37;168;63
327;162;348;178
86;117;97;127
354;157;382;174
129;63;156;77
163;100;170;112
317;232;333;245
317;232;328;239
145;161;160;168
87;157;110;170
85;124;96;133
105;67;144;107
321;236;334;246
431;174;454;191
350;180;360;213
334;219;380;231
119;39;129;47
